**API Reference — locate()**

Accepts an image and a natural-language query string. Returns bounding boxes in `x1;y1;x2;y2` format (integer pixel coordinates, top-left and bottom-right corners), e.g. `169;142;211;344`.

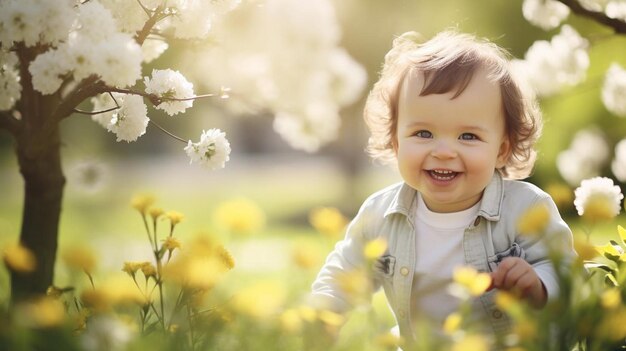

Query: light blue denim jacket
311;173;575;346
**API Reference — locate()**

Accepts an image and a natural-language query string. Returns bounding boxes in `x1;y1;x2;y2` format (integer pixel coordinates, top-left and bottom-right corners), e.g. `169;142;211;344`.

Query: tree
0;0;366;302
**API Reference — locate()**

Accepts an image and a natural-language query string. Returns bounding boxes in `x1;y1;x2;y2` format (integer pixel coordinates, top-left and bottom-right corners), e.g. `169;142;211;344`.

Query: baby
309;30;575;349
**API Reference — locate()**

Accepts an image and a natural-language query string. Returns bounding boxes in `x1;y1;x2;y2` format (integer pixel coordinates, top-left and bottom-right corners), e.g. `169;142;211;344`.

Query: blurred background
1;0;626;312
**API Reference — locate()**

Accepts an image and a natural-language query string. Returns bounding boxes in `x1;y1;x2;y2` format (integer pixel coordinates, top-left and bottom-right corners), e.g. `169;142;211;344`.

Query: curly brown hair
363;30;542;179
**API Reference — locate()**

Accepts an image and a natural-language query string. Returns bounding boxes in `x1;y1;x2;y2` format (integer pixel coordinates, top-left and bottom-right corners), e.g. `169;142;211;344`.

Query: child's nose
431;141;457;159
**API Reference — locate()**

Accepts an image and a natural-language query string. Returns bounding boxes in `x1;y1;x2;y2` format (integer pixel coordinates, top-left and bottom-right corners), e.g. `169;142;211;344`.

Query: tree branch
0;110;21;137
556;0;626;34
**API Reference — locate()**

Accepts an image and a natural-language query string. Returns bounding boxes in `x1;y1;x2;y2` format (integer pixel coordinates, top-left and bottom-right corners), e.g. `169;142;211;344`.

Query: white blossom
184;0;365;151
273;104;340;152
100;0;149;34
602;63;626;117
77;1;118;42
557;129;609;186
514;25;589;96
62;34;99;82
0;0;42;47
68;159;109;194
29;50;71;95
94;33;142;88
170;0;214;39
184;129;231;169
578;0;609;11
612;139;626;182
90;92;123;128
106;95;149;142
80;315;134;351
0;50;21;111
144;69;194;116
574;177;623;218
141;39;169;63
606;1;626;20
522;0;570;30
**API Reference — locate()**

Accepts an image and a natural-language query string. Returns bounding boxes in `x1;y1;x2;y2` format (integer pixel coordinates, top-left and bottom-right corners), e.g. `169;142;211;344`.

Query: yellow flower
213;198;266;235
162;237;182;252
337;268;373;304
122;261;142;277
232;281;286;319
317;310;345;327
451;334;490;351
217;245;235;270
165;211;185;225
442;312;462;334
452;266;492;296
596;308;626;341
516;204;550;235
2;243;36;273
546;183;573;211
131;194;155;214
292;245;321;269
601;288;622;310
514;319;537;339
309;207;348;239
280;308;303;333
62;246;96;274
15;297;65;328
619;225;626;245
140;262;157;278
364;238;387;260
573;235;597;261
149;207;164;219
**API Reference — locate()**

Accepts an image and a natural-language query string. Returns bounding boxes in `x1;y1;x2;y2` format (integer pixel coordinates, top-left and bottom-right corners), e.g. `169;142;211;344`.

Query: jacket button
473;217;481;226
400;267;409;276
492;309;503;319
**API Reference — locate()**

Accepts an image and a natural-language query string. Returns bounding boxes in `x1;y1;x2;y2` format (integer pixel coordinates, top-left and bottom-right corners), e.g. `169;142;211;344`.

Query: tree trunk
10;117;65;302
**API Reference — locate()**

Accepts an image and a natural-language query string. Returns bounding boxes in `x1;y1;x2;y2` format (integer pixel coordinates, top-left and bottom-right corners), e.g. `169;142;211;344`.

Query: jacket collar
384;172;504;221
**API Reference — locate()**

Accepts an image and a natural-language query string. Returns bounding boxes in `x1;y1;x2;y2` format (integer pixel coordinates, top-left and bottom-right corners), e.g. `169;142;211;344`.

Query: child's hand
490;257;547;308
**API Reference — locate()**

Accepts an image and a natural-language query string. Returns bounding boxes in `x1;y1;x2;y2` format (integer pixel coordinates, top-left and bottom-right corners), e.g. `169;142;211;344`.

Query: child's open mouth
427;169;458;181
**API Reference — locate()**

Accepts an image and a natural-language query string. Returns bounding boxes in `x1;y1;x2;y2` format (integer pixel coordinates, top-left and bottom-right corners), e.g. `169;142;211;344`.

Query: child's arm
490;257;547;308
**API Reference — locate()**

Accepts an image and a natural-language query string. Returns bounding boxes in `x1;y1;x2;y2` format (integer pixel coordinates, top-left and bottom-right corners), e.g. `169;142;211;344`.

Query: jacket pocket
487;242;526;272
373;254;396;277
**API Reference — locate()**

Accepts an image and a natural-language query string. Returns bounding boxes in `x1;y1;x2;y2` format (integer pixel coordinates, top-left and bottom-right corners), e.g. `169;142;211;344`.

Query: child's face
395;68;510;213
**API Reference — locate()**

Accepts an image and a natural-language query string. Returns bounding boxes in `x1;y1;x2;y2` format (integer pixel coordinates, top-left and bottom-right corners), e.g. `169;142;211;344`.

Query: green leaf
605;273;619;287
619;225;626;246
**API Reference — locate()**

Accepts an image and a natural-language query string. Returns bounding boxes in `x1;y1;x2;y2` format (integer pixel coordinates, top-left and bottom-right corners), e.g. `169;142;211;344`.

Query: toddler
309;30;576;349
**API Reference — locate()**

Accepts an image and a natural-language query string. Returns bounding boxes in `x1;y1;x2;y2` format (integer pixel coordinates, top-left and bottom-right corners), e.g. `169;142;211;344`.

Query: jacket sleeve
308;199;379;313
517;193;576;301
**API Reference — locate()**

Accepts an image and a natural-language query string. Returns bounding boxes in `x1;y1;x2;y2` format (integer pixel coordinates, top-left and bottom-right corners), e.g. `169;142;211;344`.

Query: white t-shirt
411;193;482;333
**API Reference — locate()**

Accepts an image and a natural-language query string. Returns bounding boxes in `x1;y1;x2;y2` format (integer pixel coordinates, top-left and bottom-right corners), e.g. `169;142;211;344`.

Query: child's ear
496;138;511;168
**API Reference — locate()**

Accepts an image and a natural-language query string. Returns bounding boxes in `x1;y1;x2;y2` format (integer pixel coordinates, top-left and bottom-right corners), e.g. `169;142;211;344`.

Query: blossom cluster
186;0;367;152
557;129;609;186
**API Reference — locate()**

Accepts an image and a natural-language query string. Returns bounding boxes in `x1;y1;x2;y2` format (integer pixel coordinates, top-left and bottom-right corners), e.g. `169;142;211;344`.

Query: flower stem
149;120;187;144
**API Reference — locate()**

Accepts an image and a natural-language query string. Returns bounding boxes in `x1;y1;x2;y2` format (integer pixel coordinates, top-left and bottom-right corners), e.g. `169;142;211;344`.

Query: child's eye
459;133;479;141
414;130;432;138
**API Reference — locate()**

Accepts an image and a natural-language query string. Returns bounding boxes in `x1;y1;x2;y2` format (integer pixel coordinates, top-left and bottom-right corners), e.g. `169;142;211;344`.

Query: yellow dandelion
309;207;348;239
280;309;303;333
81;289;112;313
364;238;387;260
546;183;573;210
165;211;185;225
514;319;537;339
337;268;373;304
292;245;321;269
516;204;550;236
162;237;182;252
217;245;235;270
451;334;490;351
62;246;96;274
318;310;345;327
149;207;164;219
232;281;286;319
596;308;626;341
122;261;142;277
601;288;622;310
573;236;597;261
452;266;492;296
140;262;157;279
2;243;36;273
15;297;65;328
213;198;266;235
442;312;462;334
131;194;155;214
